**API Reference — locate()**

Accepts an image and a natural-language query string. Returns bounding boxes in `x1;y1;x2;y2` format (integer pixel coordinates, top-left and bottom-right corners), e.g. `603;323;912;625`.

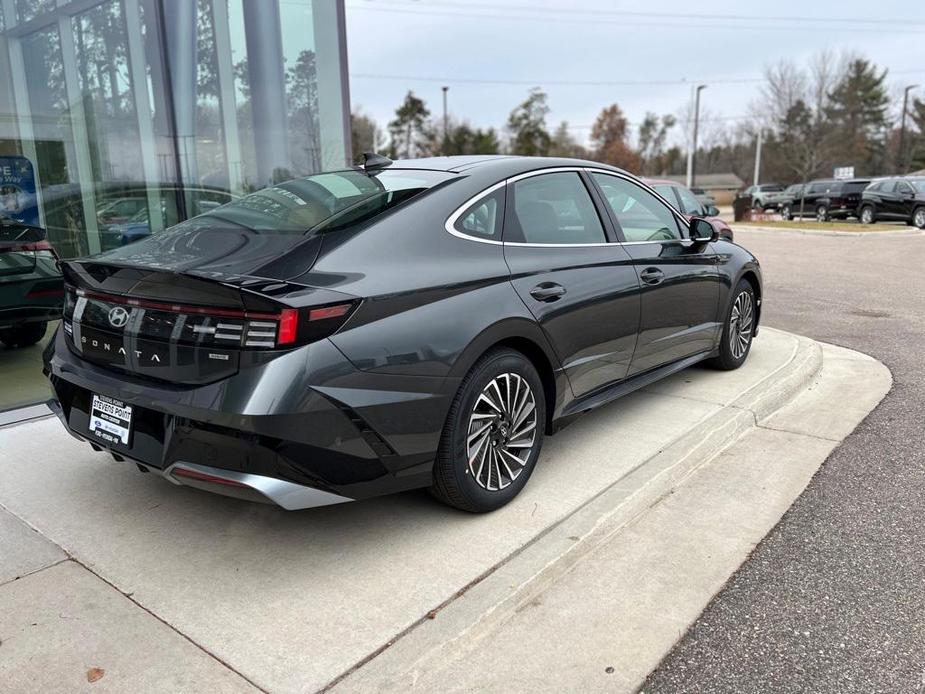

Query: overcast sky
344;0;925;147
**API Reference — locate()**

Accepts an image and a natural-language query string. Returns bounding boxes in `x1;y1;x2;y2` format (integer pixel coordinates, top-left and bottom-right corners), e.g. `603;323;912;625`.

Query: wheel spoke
510;418;536;441
477;392;503;414
467;420;493;445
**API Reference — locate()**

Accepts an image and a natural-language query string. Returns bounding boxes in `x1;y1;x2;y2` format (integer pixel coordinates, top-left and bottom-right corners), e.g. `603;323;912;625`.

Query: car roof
383;155;629;178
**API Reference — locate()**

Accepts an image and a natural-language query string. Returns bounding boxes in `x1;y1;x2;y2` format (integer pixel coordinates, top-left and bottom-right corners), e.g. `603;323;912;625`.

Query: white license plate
89;394;133;446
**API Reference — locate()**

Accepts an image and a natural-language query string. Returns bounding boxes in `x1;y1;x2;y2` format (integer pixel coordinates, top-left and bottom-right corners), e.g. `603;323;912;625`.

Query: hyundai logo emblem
108;306;130;328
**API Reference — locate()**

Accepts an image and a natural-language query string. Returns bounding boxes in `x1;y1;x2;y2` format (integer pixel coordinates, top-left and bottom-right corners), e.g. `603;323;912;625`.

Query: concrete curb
330;329;824;692
737;224;924;238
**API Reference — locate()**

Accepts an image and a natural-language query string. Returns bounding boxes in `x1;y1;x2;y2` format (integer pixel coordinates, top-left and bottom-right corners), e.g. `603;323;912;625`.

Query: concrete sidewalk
0;330;888;693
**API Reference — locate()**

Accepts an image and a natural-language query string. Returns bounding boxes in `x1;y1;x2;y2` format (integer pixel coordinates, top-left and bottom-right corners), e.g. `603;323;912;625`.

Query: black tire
752;199;763;211
431;347;546;513
781;204;793;221
0;321;47;348
815;204;829;222
913;206;925;230
859;205;876;225
707;280;755;371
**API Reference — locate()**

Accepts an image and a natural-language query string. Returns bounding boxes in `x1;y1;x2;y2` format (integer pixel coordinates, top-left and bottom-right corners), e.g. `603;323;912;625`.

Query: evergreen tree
506;88;551;156
825;58;890;174
388;91;433;159
443;121;501;155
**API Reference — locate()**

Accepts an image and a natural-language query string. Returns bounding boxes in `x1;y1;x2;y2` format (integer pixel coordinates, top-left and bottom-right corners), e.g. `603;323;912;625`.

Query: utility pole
898;84;918;173
690;84;707;188
753;129;763;186
442;86;449;154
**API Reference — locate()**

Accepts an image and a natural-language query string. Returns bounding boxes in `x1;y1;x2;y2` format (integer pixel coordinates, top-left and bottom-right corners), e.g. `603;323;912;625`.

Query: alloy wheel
728;291;754;360
466;373;537;491
861;207;874;224
816;206;828;222
915;208;925;229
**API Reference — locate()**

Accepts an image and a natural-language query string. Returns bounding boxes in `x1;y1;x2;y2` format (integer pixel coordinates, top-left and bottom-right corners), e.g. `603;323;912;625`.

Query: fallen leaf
87;667;105;683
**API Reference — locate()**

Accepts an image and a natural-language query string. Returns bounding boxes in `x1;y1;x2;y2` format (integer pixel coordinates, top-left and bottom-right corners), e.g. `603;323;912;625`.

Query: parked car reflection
0;215;63;348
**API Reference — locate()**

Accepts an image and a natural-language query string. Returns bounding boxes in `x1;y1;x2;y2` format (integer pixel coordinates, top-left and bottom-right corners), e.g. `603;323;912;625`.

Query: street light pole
898;84;918;174
442;86;449;154
753;129;763;186
690;84;707;188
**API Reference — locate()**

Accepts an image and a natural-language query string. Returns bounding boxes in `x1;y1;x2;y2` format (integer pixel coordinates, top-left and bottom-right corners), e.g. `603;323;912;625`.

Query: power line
359;0;925;27
349;69;924;89
349;72;764;87
347;2;925;34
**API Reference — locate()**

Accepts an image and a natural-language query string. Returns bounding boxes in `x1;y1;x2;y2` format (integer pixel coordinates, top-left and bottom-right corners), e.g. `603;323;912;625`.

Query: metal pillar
243;0;289;185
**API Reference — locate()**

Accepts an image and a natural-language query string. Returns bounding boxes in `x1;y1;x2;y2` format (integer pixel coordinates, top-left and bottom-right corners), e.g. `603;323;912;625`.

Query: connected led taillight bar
70;288;357;349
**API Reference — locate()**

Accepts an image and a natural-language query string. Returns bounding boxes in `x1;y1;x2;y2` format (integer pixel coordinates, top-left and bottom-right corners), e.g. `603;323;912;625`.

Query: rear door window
507;172;607;245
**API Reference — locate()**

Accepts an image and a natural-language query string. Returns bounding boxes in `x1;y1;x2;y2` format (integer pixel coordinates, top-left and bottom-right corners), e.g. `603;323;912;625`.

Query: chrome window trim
444;180;507;245
444;166;693;248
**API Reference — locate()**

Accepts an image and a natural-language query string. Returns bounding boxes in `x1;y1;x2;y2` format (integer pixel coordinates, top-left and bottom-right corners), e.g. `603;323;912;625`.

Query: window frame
444;166;692;248
587;171;690;244
450;183;506;242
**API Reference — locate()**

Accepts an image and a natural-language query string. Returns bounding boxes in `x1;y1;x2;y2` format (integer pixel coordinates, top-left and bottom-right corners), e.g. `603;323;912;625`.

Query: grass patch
736;220;912;233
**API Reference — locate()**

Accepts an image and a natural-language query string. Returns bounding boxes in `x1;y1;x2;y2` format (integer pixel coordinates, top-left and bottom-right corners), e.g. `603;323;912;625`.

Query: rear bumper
44;327;457;508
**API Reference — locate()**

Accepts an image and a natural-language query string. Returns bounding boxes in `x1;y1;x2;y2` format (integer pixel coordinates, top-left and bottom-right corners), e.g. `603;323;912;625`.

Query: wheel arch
449;319;566;435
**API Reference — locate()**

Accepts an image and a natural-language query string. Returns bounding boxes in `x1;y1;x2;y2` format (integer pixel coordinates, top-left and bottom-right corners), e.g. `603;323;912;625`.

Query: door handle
530;282;567;302
639;267;665;285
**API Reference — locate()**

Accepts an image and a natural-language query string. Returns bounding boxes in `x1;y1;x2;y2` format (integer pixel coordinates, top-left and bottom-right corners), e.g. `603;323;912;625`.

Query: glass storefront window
0;0;350;414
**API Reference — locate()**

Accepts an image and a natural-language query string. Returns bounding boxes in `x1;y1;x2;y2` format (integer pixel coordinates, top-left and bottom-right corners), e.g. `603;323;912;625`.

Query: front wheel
859;205;876;225
914;207;925;230
780;204;793;221
707;281;755;371
431;348;546;512
0;321;47;348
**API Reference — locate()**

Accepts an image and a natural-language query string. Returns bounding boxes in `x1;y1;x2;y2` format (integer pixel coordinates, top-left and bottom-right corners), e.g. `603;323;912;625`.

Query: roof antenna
362;152;393;173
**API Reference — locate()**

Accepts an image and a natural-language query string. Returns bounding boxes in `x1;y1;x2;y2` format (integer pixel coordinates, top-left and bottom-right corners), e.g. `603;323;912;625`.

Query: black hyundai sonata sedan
45;155;761;512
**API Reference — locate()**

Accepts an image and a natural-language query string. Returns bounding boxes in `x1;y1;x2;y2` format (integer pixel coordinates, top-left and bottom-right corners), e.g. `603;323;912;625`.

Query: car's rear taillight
277;308;299;346
0;239;59;259
67;287;358;350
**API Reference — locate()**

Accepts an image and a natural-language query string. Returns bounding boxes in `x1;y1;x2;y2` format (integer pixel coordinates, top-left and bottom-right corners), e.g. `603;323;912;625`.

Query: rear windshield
841;181;870;193
99;168;453;248
186;168;455;235
759;184;784;192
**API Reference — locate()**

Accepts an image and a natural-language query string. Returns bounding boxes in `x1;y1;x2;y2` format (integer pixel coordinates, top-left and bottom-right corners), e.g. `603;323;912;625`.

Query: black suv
780;179;871;221
858;178;925;228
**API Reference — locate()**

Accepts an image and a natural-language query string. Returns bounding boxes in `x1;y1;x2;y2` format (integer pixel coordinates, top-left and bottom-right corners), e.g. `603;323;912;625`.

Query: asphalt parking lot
644;228;925;692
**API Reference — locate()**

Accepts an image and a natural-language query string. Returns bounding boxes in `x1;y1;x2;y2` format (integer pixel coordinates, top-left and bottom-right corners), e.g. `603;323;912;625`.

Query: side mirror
704;204;720;217
689;217;719;243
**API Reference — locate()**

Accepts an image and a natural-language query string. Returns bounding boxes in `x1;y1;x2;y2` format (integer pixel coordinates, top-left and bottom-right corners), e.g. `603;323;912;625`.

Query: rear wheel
914;207;925;229
815;204;829;222
859;205;876;225
0;321;47;348
707;280;755;371
431;348;545;512
780;204;793;221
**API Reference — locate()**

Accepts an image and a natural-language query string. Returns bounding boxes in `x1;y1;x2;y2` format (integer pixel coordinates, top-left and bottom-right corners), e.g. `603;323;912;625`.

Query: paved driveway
645;229;925;692
0;329;804;693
